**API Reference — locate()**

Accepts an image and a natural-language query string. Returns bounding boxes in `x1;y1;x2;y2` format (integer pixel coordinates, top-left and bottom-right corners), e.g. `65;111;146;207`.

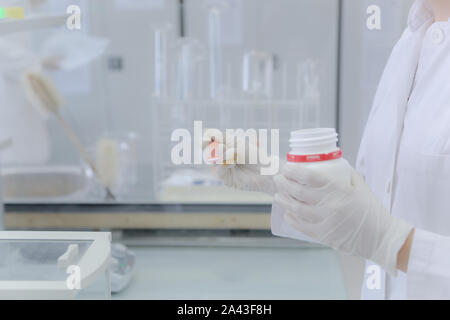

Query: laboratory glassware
297;59;321;128
151;99;301;204
85;132;139;199
242;51;275;99
110;243;135;293
153;23;174;100
205;0;228;99
173;37;206;100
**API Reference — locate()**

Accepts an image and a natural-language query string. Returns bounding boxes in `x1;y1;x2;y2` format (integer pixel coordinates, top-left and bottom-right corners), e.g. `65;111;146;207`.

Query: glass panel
0;0;339;204
0;240;92;281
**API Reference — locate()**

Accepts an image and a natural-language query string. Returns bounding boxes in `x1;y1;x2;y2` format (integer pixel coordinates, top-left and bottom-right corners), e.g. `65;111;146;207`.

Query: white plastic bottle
271;128;351;242
286;128;350;183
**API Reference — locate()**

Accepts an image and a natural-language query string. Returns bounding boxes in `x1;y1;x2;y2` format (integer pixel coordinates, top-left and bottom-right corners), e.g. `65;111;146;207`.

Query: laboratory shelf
3;203;273;230
0;14;68;35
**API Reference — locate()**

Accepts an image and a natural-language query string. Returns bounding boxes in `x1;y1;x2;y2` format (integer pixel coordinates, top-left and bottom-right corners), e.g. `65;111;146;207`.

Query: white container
286;128;350;184
271;128;350;243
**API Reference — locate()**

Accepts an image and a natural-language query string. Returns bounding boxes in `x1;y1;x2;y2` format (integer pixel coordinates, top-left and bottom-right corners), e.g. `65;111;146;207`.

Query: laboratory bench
2;204;363;299
111;244;347;300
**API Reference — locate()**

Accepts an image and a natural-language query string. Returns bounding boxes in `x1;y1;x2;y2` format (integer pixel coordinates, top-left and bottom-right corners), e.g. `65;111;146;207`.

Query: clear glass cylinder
297;60;321;128
242;51;274;99
153;24;174;99
205;1;228;99
174;38;205;100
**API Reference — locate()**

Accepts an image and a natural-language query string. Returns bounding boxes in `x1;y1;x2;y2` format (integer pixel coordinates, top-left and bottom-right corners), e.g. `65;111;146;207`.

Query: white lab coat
272;0;450;299
358;0;450;299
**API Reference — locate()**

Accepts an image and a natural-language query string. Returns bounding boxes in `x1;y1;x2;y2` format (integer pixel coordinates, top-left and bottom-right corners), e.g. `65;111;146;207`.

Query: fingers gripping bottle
271;128;351;242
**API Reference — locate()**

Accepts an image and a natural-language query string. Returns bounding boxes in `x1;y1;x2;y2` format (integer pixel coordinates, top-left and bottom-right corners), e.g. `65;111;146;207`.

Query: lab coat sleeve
407;228;450;299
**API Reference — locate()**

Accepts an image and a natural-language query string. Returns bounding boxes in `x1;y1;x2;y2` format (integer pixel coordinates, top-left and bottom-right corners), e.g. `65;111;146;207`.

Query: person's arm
429;0;450;22
273;165;413;276
274;164;450;299
397;229;415;272
403;228;450;299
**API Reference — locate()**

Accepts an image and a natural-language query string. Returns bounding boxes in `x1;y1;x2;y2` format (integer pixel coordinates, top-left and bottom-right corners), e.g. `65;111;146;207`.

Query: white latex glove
203;133;279;195
273;163;413;275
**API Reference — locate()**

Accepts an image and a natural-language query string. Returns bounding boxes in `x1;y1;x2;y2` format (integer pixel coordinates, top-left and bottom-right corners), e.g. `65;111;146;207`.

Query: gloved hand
203;132;279;195
273;163;413;275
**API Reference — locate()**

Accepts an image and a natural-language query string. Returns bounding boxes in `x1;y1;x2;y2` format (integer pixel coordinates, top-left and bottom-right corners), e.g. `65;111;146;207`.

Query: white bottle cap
288;128;340;158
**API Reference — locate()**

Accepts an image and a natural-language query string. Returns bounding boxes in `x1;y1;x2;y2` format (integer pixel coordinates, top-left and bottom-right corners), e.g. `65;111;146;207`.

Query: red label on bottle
287;149;343;163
